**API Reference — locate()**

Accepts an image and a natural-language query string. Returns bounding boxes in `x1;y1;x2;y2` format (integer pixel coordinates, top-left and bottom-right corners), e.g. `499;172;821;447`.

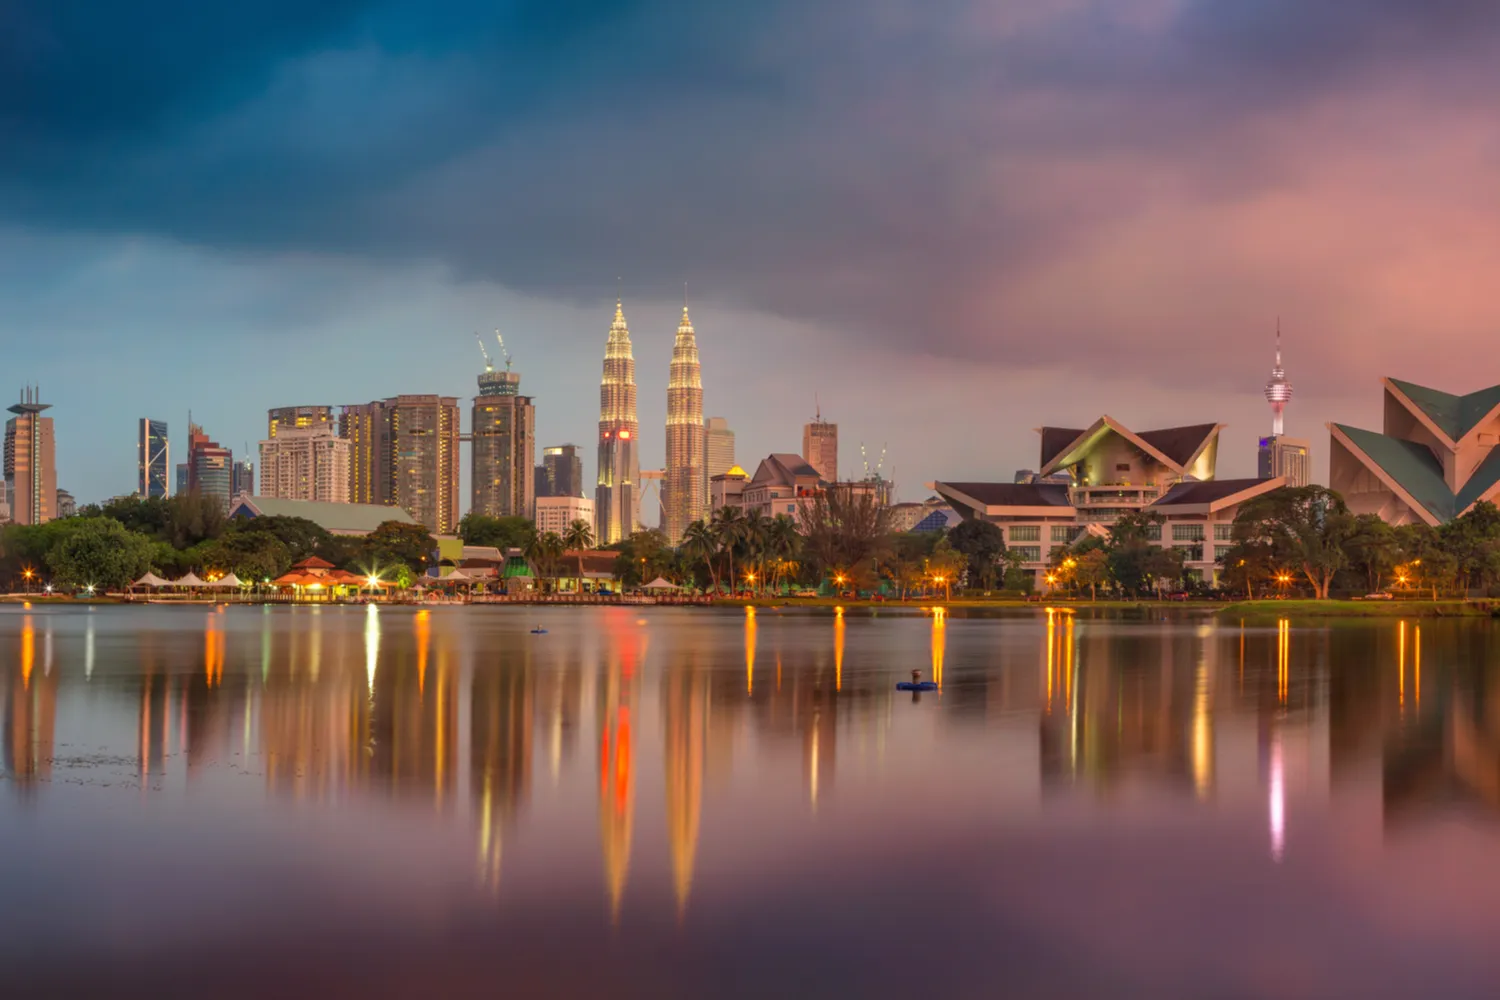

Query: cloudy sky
5;0;1499;508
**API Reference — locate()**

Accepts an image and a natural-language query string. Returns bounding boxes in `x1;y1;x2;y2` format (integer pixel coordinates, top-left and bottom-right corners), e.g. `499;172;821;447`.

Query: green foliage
1231;486;1353;599
229;515;331;562
525;531;566;590
1106;510;1167;598
364;521;437;573
459;513;536;550
199;531;293;581
44;517;155;590
613;530;672;587
947;518;1005;589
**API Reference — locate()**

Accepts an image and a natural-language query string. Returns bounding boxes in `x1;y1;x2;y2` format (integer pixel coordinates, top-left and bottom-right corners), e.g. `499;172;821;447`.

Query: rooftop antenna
815;391;821;422
495;329;512;371
475;332;493;372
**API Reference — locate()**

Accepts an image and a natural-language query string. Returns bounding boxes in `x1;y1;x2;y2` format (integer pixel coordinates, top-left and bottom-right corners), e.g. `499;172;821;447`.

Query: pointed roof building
1330;378;1500;524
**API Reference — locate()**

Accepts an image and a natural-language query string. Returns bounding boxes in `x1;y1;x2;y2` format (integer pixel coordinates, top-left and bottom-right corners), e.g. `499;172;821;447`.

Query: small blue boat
896;681;939;692
530;627;548;635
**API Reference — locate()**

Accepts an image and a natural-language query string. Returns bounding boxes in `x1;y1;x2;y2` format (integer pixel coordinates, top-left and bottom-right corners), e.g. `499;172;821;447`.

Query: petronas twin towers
595;297;706;546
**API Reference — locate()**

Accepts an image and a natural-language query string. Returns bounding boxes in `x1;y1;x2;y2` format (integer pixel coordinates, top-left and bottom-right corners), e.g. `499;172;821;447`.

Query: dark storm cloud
5;0;1500;385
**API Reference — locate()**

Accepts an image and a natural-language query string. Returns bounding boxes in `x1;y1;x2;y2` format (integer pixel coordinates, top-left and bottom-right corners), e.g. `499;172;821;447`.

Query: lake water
3;603;1500;998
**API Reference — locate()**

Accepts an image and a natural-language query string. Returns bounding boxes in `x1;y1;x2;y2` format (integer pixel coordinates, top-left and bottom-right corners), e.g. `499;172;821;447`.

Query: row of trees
1042;487;1500;601
1216;487;1500;600
0;494;438;592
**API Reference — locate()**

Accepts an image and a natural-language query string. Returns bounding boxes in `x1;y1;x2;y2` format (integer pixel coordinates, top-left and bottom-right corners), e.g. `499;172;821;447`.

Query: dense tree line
0;494;435;591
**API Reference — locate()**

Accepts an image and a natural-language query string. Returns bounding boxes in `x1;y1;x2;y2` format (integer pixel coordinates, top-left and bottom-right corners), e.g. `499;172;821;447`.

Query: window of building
1144;525;1161;541
1214;524;1233;541
1051;525;1080;542
1176;543;1204;562
1010;525;1041;542
1013;546;1042;563
1171;524;1204;541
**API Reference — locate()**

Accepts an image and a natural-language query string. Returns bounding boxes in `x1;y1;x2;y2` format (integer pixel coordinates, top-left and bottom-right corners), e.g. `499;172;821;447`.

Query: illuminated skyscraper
4;388;55;525
186;422;233;510
596;299;640;544
1258;326;1310;487
663;305;705;542
803;408;838;482
267;405;334;439
259;427;351;502
472;334;535;520
340;395;461;533
138;418;169;498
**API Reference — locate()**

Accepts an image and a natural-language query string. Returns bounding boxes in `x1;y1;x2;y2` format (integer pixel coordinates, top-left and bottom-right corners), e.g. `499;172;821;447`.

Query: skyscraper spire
1264;321;1293;436
664;294;706;542
597;294;640;544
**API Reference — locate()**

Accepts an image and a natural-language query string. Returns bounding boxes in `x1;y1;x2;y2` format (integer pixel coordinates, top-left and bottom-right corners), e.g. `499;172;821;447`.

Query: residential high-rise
1258;326;1310;487
340;395;460;534
54;489;76;519
137;418;170;498
664;304;706;542
232;460;255;498
536;444;584;499
259;427;351;503
4;388;56;525
705;417;735;479
472;335;535;520
267;405;335;439
175;463;188;496
186;423;233;510
803;408;838;482
340;402;384;506
596;298;640;544
535;495;595;537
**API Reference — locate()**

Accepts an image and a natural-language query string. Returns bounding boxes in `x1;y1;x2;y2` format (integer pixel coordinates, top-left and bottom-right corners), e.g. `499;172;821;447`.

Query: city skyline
12;4;1498;508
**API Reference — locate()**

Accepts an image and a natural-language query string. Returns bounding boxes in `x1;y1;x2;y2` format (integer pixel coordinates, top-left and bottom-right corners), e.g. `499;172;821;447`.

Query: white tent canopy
172;572;206;588
133;572;170;588
642;577;680;591
210;573;244;588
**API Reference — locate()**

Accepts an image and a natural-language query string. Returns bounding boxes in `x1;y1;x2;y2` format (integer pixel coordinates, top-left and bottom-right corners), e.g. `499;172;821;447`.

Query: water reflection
7;606;1500;933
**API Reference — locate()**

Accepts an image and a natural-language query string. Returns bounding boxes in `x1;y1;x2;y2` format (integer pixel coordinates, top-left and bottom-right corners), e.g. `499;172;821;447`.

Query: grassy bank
713;595;1496;618
1216;598;1488;618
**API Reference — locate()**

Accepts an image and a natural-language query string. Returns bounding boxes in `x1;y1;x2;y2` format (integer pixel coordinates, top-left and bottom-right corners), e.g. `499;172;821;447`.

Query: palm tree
741;509;770;595
563;518;594;594
525;531;565;593
765;514;801;595
711;506;746;596
681;519;718;594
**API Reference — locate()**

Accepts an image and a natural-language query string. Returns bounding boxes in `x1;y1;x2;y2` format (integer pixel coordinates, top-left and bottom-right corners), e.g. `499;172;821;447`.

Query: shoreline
2;594;1492;618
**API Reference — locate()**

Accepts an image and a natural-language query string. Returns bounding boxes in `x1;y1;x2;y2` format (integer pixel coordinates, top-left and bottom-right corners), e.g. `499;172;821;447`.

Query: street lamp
22;568;34;594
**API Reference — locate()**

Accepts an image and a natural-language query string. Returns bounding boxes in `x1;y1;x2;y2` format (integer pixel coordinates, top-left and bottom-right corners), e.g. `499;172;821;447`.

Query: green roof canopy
1389;379;1500;442
1334;423;1454;522
229;496;417;535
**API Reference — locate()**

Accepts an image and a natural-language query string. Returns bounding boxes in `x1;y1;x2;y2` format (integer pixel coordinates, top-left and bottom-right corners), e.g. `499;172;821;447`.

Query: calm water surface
3;604;1500;998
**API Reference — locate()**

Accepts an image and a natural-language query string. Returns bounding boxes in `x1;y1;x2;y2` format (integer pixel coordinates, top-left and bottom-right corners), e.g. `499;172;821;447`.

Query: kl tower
1257;323;1309;486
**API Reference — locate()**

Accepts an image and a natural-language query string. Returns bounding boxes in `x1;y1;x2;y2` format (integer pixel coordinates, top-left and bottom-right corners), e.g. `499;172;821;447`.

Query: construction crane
475;332;493;371
860;442;887;480
494;329;512;371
